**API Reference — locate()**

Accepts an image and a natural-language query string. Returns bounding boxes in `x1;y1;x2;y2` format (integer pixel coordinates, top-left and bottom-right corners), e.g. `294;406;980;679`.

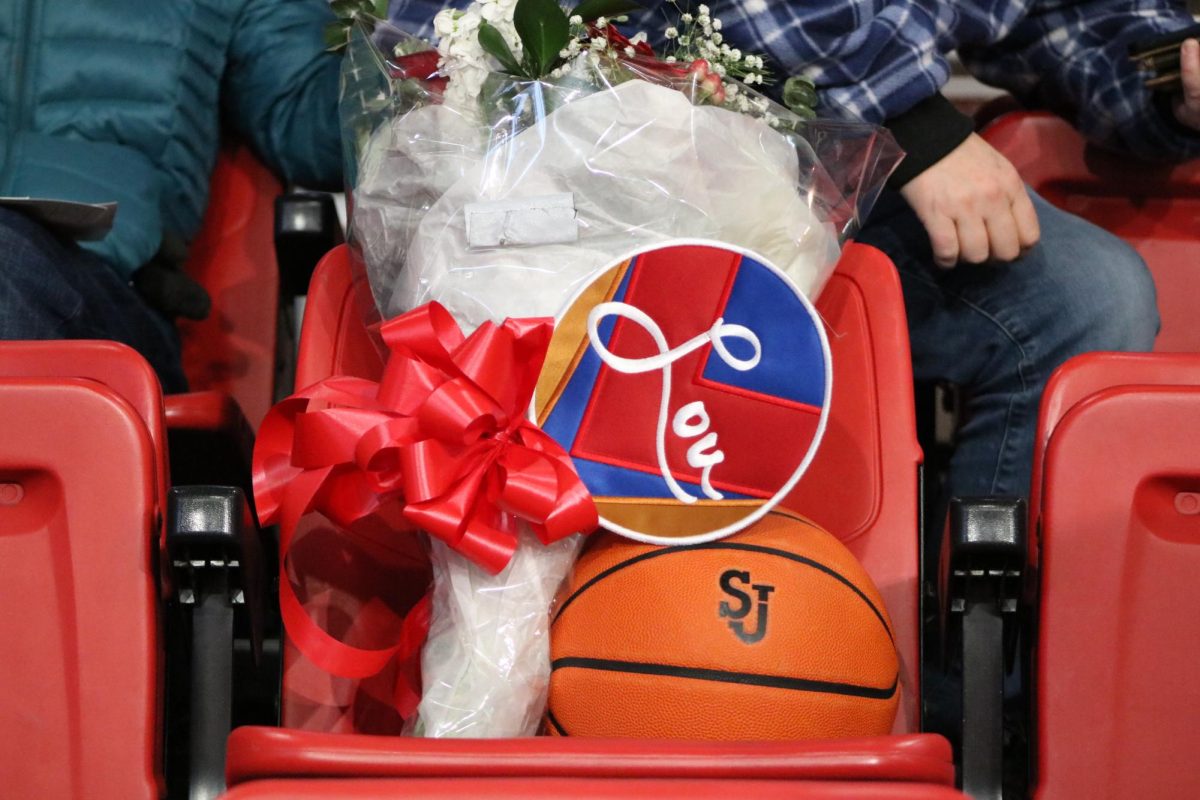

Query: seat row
0;112;1198;799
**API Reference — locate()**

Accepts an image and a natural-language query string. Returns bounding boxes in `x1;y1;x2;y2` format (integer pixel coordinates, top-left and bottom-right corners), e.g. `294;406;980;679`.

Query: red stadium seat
1033;357;1200;798
981;111;1200;353
0;148;283;799
222;242;947;797
279;242;923;733
0;369;161;798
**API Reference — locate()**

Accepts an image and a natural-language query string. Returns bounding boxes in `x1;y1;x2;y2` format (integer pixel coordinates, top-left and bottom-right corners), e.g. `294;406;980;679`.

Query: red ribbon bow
252;302;598;701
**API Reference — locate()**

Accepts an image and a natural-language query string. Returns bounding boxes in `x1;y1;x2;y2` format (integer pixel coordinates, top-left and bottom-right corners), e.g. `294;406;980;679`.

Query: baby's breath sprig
660;2;773;87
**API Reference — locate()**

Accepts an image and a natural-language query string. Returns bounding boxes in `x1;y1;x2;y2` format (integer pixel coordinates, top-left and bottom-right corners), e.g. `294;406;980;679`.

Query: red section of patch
572;246;822;499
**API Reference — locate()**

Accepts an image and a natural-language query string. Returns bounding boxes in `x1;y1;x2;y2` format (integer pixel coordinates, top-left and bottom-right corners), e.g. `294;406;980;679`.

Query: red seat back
783;242;923;732
1031;353;1200;551
294;246;384;390
1035;373;1200;798
981;111;1200;353
283;246;424;734
0;341;171;574
0;376;161;799
180;145;283;429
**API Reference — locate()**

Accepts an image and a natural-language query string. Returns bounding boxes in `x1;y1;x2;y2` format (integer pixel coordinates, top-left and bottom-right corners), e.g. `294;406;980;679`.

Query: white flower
596;16;608;27
625;46;636;56
712;32;723;44
682;13;693;23
698;4;710;15
712;18;723;31
433;9;459;37
665;55;677;63
433;0;523;110
590;36;608;51
712;63;727;76
664;27;678;39
569;14;583;25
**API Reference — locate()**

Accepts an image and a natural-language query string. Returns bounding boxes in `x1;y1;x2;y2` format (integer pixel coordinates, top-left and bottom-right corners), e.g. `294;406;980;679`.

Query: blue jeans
0;207;187;393
857;189;1159;502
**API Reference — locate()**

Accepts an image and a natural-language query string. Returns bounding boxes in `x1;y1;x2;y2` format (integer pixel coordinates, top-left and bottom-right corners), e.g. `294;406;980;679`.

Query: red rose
388;49;441;82
590;23;656;58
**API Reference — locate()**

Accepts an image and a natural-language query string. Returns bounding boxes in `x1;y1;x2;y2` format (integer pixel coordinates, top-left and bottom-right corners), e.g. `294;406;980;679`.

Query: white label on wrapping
464;194;579;249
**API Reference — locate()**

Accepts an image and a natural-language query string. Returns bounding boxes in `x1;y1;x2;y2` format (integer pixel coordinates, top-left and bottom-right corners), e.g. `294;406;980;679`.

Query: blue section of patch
573;457;753;501
701;257;826;409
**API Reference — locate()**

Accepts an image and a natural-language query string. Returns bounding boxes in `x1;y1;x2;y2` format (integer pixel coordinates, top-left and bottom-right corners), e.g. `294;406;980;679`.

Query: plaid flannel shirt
388;0;1200;164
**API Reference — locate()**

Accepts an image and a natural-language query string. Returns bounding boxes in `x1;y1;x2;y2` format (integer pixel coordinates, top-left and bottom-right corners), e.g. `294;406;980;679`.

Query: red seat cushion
222;776;966;799
226;727;954;787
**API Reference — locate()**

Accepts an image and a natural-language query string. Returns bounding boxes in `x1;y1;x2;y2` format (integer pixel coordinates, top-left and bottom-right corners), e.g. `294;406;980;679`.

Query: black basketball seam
552;657;899;700
545;708;569;736
552;541;894;641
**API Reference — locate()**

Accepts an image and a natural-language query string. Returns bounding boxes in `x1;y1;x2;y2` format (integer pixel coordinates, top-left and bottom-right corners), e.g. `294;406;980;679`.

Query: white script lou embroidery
586;302;762;503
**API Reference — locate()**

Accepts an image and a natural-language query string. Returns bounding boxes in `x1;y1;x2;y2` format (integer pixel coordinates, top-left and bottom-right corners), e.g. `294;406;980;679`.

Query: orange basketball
546;511;900;739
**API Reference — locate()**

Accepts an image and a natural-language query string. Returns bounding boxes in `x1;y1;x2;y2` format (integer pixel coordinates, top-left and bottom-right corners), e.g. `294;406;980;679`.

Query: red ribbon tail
390;591;432;720
279;560;405;679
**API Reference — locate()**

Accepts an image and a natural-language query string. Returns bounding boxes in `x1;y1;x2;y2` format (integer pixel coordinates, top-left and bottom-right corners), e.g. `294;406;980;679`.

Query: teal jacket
0;0;342;278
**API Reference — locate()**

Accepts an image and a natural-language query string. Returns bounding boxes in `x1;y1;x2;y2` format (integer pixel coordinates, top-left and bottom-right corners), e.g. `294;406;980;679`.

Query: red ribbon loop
252;301;599;690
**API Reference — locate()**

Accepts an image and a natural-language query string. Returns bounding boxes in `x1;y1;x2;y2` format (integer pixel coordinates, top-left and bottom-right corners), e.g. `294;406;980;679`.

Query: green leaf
371;0;389;18
330;0;361;18
571;0;645;22
782;76;818;111
324;22;348;52
478;20;527;77
513;0;571;78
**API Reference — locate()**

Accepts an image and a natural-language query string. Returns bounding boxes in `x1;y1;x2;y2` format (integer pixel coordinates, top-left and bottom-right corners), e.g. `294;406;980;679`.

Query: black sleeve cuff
884;92;975;189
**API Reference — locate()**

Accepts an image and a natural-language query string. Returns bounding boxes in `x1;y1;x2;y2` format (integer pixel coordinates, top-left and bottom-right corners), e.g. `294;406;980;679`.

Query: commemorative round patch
533;240;832;545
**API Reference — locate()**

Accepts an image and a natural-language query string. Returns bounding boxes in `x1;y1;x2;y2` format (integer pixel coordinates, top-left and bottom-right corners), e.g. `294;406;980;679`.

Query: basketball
546;511;900;739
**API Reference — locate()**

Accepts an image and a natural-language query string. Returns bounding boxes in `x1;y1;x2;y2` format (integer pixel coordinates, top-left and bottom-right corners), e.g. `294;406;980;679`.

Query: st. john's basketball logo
718;568;776;644
533;240;832;545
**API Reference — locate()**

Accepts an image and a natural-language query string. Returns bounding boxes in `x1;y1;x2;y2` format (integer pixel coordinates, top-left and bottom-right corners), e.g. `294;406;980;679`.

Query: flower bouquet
339;0;902;328
260;0;903;740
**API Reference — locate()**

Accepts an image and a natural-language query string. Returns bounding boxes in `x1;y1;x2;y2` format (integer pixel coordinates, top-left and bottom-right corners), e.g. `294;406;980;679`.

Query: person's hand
132;234;211;321
133;261;212;321
899;133;1041;268
1173;38;1200;131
